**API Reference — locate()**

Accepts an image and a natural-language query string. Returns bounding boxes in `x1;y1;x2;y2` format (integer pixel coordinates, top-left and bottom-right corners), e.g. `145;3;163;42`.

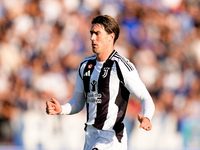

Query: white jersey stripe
103;62;119;130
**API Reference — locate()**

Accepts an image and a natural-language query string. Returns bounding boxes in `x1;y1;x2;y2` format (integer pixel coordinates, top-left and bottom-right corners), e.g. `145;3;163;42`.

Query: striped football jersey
76;50;141;142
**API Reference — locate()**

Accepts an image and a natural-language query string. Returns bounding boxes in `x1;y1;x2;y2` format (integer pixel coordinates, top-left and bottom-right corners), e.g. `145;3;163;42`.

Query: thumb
51;98;59;105
138;114;144;129
138;114;143;122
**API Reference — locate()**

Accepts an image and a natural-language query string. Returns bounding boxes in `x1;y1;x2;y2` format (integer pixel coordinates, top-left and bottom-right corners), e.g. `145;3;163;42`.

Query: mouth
92;43;97;48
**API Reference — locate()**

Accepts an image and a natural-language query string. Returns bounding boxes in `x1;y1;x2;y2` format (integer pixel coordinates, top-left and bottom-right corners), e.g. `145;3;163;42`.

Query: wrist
144;117;150;122
58;106;63;114
60;104;71;115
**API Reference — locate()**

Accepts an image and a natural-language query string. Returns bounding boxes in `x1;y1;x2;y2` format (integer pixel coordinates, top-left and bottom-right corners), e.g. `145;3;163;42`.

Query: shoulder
110;50;135;72
77;54;96;79
79;54;96;69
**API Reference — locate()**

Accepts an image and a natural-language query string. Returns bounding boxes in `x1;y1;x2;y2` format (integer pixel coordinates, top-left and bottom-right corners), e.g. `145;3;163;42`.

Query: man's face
90;23;113;54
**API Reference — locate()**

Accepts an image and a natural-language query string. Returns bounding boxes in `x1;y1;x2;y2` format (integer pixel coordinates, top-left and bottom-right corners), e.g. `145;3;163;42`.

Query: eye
90;31;93;35
90;31;99;36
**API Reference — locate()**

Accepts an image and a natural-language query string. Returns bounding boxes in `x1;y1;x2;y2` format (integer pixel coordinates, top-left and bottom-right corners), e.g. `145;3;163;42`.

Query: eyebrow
90;30;100;34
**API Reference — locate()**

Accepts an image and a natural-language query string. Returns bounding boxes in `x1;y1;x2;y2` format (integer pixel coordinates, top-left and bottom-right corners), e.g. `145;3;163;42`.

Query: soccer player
46;15;155;150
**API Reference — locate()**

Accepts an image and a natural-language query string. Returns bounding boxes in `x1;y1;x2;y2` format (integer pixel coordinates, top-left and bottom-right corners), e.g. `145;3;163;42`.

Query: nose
90;33;95;41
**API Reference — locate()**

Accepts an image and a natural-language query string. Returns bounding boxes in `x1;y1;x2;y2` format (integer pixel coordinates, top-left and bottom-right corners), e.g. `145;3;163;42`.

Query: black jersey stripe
108;50;117;60
82;59;96;123
94;59;114;129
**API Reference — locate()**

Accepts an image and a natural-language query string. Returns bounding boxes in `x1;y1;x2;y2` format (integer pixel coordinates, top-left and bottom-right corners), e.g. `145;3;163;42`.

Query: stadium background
0;0;200;149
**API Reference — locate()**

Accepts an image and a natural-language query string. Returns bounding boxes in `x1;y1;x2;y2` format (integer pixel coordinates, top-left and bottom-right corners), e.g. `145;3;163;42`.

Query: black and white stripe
113;53;134;71
80;50;133;142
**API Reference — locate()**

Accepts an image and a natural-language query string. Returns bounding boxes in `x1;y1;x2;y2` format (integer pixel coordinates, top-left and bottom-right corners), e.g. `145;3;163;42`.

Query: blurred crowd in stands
0;0;200;149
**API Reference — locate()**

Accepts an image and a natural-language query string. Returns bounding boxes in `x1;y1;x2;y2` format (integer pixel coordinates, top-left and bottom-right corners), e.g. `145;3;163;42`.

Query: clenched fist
138;114;152;131
46;98;62;115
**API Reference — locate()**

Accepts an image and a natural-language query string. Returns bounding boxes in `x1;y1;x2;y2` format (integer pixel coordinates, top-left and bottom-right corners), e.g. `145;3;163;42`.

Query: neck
96;47;114;62
96;51;113;61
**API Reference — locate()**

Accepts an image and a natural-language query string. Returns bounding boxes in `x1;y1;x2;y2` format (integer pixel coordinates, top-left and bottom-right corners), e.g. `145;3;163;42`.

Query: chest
83;60;119;93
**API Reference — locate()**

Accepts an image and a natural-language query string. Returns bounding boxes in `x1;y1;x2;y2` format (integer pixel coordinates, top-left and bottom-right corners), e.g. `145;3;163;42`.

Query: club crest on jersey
88;64;93;69
102;67;110;78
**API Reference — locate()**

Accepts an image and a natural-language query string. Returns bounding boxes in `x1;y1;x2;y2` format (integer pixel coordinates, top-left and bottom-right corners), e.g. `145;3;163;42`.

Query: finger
137;114;143;122
147;125;152;131
46;107;51;114
46;102;55;108
139;118;147;128
139;123;146;129
46;103;55;112
47;109;57;115
144;126;151;131
46;108;49;114
138;114;142;120
46;101;50;106
142;124;152;131
139;121;148;129
48;107;56;110
51;98;59;105
46;109;55;115
46;101;54;107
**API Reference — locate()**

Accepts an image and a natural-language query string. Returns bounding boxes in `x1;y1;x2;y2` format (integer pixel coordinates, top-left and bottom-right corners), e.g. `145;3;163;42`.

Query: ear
109;33;115;42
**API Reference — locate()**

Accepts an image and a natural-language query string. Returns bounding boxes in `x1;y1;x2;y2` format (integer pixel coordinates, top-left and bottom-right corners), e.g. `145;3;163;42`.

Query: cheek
100;35;109;43
99;38;108;47
103;37;110;46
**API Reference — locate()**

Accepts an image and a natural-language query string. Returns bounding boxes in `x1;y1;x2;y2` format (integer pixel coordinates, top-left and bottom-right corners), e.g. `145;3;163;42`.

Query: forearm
131;87;155;121
133;88;155;121
60;90;85;115
140;95;155;121
125;71;155;120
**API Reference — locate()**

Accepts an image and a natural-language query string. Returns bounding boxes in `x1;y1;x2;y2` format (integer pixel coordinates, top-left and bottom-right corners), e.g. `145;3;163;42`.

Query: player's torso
83;58;120;130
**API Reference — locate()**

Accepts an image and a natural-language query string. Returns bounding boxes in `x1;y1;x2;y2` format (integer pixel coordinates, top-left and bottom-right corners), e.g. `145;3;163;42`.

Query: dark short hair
92;15;120;43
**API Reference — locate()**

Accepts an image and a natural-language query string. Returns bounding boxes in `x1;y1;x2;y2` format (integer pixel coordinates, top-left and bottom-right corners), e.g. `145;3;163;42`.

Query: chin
92;48;98;54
